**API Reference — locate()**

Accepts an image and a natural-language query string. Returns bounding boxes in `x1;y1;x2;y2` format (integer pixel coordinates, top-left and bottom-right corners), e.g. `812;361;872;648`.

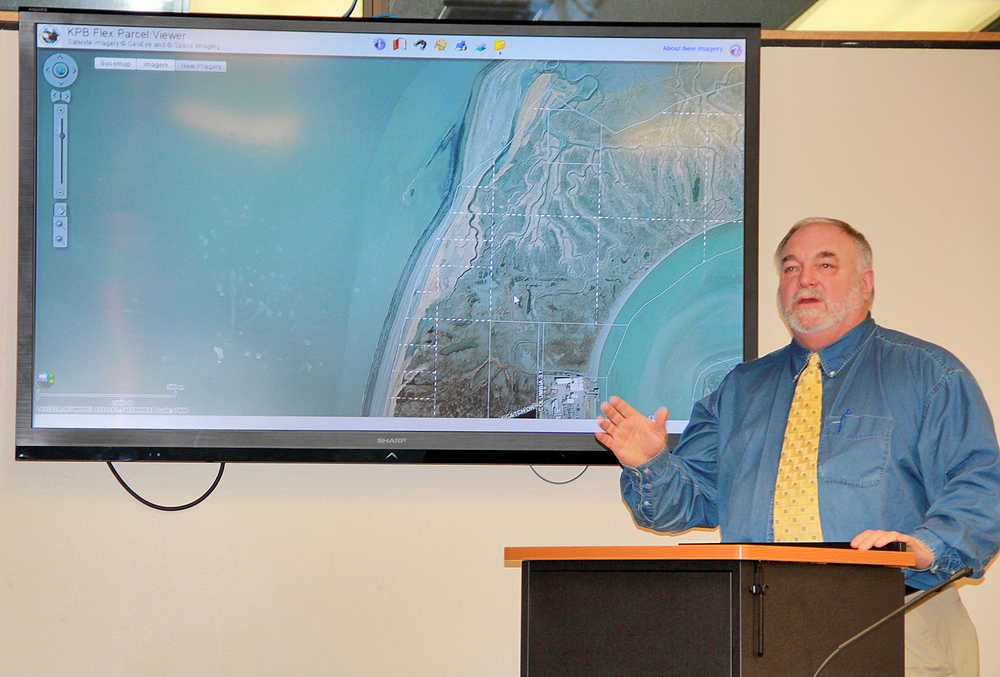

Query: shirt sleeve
619;389;723;533
908;367;1000;586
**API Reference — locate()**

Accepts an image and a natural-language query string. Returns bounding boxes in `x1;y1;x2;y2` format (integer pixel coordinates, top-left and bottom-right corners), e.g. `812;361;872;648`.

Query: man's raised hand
596;396;669;467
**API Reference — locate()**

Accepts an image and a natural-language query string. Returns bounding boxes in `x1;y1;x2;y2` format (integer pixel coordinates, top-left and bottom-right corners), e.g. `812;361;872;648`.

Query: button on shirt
621;316;1000;589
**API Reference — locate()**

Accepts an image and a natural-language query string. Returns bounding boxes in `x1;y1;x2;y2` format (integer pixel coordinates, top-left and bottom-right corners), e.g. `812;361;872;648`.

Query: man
596;217;1000;676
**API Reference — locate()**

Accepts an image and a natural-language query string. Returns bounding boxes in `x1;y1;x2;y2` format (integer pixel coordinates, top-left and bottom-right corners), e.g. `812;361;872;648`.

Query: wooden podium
504;544;915;677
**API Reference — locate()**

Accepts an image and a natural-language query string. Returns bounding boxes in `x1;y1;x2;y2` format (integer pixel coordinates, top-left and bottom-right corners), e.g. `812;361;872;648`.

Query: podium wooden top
504;544;915;568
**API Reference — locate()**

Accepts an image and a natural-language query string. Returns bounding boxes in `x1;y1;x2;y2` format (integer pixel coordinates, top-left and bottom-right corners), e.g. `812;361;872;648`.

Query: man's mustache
792;287;826;303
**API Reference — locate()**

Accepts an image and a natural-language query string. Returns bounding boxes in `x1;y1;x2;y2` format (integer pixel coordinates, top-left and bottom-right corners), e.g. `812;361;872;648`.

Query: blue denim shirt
621;317;1000;589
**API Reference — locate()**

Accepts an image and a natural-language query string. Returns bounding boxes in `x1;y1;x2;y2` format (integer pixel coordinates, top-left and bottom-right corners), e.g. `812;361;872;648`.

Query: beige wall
2;30;999;675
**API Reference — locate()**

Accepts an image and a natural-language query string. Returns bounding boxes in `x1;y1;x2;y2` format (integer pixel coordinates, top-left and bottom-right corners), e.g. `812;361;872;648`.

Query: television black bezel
16;8;759;464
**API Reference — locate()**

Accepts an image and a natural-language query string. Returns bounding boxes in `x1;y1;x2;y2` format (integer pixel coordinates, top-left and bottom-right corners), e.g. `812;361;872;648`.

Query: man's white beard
780;277;869;335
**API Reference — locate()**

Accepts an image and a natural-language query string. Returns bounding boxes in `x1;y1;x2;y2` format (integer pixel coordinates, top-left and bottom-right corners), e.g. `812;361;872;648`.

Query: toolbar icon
393;38;406;50
435;38;447;50
494;39;506;51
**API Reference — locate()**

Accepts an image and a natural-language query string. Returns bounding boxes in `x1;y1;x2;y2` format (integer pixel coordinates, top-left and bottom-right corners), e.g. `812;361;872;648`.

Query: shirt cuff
909;526;955;574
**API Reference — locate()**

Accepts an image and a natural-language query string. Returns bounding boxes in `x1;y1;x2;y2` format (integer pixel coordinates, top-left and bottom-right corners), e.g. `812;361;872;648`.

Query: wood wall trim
763;29;1000;43
363;0;391;17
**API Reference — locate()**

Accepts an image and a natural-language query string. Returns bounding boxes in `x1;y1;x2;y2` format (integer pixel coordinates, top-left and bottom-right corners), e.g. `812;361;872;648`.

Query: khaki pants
905;586;979;677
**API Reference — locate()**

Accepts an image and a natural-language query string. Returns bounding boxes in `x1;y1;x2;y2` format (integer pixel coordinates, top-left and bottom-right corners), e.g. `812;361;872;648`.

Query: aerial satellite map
365;59;746;423
33;49;745;426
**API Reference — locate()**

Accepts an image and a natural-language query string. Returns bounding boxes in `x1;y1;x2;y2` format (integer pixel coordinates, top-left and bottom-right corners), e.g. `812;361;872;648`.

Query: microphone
812;565;974;677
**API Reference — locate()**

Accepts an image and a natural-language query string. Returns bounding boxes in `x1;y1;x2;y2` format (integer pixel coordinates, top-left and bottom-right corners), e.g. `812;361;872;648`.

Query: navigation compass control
44;53;78;244
43;53;78;88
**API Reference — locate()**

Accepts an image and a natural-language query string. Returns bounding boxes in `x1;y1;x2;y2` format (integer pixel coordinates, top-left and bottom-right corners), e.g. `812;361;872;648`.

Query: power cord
342;0;359;17
530;465;589;484
107;462;226;511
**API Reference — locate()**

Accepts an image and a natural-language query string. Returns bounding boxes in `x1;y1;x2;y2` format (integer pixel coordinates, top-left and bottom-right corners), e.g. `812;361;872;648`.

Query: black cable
812;564;974;677
107;461;226;511
530;465;589;484
342;0;359;18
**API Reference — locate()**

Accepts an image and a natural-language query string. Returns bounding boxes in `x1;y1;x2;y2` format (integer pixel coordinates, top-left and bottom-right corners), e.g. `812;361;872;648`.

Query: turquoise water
598;221;743;420
35;54;484;415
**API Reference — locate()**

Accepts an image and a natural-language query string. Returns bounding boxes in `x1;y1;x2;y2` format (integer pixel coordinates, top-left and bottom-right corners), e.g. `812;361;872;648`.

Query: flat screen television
17;9;758;463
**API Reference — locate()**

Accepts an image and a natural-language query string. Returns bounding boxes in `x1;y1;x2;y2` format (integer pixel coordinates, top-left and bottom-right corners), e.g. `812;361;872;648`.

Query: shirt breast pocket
819;414;893;488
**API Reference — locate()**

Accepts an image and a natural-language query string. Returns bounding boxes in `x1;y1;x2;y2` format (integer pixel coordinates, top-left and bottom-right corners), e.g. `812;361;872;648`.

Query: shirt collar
789;315;876;378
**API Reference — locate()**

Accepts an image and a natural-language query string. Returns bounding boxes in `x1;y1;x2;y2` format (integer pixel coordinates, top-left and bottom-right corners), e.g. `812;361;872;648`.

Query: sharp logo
378;437;407;445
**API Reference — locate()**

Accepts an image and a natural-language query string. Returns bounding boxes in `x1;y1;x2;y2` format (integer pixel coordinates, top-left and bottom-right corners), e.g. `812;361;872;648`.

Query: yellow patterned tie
773;352;823;542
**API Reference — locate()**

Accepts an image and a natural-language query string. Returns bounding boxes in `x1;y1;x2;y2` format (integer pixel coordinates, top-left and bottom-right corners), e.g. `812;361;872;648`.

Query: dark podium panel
507;545;912;677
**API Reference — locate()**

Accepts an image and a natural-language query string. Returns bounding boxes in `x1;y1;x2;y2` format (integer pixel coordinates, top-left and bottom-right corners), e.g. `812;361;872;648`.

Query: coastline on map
363;61;530;416
594;220;743;418
587;220;738;376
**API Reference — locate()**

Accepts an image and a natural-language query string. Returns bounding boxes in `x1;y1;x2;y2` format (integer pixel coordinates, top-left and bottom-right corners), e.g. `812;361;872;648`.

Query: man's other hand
850;529;934;569
596;396;669;467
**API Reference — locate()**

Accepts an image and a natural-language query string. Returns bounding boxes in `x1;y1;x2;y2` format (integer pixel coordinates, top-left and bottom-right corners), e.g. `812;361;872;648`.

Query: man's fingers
652;407;670;429
601;397;659;428
872;531;903;548
595;431;627;457
851;529;906;550
609;396;644;419
595;397;670;467
851;530;933;569
850;530;877;550
600;401;623;424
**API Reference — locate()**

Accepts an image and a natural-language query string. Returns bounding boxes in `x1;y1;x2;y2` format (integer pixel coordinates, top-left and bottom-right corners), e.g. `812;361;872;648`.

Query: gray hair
774;217;873;273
